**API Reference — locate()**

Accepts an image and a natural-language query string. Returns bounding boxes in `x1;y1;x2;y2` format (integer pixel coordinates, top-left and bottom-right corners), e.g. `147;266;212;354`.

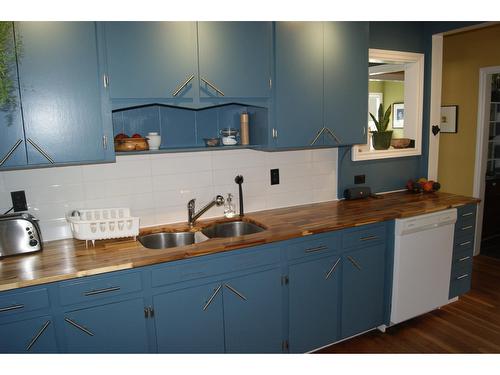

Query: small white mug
146;132;161;150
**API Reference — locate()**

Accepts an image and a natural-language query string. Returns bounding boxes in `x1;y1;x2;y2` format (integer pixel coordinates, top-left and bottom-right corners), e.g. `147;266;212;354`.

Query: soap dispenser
224;193;236;218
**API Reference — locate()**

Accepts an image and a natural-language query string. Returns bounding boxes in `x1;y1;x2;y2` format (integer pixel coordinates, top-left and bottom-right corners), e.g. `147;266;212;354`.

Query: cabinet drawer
58;272;142;306
457;204;476;222
341;223;386;250
449;271;472;299
152;245;280;288
286;233;340;261
452;247;473;266
454;219;475;240
454;237;474;252
0;288;49;318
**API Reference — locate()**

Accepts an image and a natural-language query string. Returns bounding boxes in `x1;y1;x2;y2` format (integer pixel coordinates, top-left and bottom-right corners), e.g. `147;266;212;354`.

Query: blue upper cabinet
15;22;111;165
323;22;368;146
0;23;27;169
274;22;324;148
197;22;271;99
104;22;198;103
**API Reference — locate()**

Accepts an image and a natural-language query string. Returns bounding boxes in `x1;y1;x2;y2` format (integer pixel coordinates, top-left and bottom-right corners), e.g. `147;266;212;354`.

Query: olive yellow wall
368;80;404;137
439;24;500;196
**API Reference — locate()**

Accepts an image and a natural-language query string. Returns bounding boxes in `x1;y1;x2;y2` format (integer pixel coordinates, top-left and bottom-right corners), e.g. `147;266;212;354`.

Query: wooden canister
240;112;249;145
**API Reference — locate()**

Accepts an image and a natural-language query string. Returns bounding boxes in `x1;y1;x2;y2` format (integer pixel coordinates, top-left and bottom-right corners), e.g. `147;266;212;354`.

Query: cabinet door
198;22;271;98
341;244;385;339
289;256;341;353
223;267;283;353
274;22;324;148
63;298;149;353
105;22;197;101
16;22;108;165
324;22;369;146
0;23;27;169
153;282;225;353
0;316;57;353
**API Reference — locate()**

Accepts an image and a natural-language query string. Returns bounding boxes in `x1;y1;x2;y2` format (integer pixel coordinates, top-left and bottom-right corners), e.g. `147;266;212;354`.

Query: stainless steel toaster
0;213;42;258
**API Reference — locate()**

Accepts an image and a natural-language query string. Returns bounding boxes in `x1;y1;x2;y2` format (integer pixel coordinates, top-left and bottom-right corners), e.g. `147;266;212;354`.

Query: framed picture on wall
392;102;404;129
440;105;458;133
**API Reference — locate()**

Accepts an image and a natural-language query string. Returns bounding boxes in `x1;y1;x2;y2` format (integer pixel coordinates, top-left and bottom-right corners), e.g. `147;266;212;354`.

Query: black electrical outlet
11;190;28;212
270;168;280;185
354;174;365;184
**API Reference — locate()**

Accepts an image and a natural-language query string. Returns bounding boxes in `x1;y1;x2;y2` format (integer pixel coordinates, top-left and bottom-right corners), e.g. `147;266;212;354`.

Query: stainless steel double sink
138;220;266;250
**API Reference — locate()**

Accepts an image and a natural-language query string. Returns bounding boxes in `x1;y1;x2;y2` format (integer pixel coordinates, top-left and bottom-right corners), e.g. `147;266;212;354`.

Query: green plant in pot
0;22;21;110
369;103;393;150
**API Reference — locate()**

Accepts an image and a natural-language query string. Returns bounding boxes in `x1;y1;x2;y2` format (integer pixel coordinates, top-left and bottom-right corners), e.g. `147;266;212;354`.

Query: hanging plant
0;22;21;110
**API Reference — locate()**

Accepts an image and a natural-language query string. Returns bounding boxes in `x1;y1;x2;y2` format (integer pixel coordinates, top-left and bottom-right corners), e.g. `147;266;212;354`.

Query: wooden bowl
391;138;411;149
114;137;149;152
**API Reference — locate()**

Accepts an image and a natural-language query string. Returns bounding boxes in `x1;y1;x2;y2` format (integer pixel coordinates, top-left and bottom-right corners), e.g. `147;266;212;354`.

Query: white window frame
352;49;425;161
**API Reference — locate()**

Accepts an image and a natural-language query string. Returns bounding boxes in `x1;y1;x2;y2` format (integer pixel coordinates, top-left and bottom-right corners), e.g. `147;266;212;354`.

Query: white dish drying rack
67;208;140;247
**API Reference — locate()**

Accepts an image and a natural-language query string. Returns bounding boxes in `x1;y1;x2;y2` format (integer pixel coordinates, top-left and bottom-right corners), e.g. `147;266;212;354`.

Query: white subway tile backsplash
0;148;338;241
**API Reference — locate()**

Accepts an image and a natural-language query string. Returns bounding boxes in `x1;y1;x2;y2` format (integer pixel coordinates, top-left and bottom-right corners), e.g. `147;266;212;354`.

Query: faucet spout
188;195;225;227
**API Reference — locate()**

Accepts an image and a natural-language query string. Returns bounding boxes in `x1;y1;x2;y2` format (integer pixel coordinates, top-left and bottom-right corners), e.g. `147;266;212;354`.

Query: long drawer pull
224;284;247;301
64;318;94;336
456;274;469;280
359;235;378;242
325;258;341;280
0;139;23;166
26;320;51;351
203;284;222;311
83;286;121;296
200;77;225;96
347;256;362;271
461;212;474;217
0;304;25;313
458;256;471;262
461;225;473;231
27;138;55;163
459;240;472;247
172;74;195;96
305;245;328;253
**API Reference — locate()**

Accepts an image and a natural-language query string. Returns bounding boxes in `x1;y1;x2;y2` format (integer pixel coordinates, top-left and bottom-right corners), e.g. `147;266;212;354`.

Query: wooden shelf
115;145;259;156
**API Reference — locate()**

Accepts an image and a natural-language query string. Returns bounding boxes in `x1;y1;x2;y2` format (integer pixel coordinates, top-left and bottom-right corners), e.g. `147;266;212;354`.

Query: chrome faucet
187;195;225;227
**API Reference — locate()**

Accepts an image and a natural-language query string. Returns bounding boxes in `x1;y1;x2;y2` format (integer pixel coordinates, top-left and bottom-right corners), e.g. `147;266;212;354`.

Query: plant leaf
369;112;378;129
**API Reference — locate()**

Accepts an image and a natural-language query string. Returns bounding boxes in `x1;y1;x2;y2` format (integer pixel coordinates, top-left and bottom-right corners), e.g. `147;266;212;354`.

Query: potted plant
0;22;20;110
369;103;393;150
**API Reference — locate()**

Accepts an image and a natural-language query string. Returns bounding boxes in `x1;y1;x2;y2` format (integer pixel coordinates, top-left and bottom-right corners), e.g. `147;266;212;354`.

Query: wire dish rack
67;208;140;247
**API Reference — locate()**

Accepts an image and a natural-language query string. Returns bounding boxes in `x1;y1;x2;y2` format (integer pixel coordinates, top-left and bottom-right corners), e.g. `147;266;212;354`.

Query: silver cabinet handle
360;235;378;242
172;74;195;97
200;77;225;96
102;135;108;150
458;256;471;262
325;258;341;280
347;256;362;271
0;139;23;166
310;127;324;146
324;127;341;144
203;284;222;311
26;320;51;351
462;212;473;217
0;304;25;313
27;138;55;163
456;274;469;280
224;283;247;301
83;286;120;296
461;225;473;231
459;240;472;246
103;74;109;89
64;318;94;336
305;245;328;253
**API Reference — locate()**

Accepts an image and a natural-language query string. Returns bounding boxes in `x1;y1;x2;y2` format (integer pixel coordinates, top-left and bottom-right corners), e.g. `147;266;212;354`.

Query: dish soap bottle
224;193;236;218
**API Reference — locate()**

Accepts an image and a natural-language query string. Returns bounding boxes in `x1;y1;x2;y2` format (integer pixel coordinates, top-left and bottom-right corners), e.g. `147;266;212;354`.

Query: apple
114;133;128;140
131;133;142;138
423;181;434;193
406;179;414;191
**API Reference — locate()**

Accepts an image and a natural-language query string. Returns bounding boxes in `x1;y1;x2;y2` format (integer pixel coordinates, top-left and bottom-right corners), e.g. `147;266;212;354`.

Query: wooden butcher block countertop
0;191;479;292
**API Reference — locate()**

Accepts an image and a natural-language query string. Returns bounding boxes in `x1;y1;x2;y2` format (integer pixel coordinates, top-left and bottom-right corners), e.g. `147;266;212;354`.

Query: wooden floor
316;255;500;353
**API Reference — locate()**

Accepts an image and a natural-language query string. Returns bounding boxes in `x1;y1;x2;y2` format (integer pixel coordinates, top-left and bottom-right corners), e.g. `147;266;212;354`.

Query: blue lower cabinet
0;315;57;353
223;267;283;353
288;255;341;353
153;282;225;353
341;244;386;339
63;298;149;353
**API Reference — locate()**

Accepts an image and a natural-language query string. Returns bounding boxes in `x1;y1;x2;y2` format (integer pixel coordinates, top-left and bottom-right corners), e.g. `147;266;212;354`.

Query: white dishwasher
390;208;457;325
